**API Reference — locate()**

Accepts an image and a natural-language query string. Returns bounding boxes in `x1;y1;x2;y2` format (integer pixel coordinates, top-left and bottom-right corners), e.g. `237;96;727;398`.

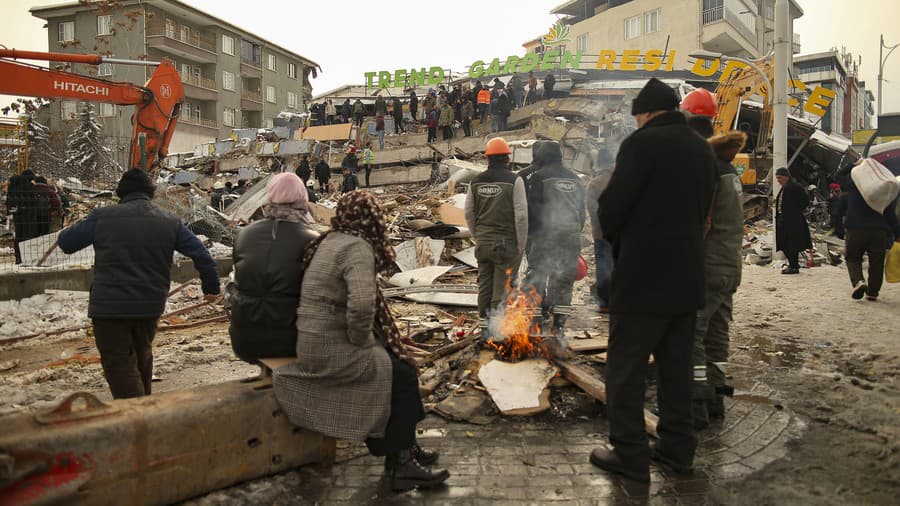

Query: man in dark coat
543;73;556;100
295;155;311;183
58;169;220;399
352;99;365;127
409;91;418;123
341;98;351;123
340;167;360;194
774;167;812;274
6;169;40;263
392;97;404;134
230;173;318;362
315;157;332;193
593;78;716;482
374;94;387;117
841;176;900;300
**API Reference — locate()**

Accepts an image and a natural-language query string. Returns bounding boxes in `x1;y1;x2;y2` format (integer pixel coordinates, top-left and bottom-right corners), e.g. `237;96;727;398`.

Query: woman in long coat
774;167;812;274
273;191;449;492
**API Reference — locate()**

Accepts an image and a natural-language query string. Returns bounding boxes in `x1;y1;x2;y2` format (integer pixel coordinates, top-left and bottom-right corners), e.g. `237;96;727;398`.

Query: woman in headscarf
273;191;450;493
228;173;319;363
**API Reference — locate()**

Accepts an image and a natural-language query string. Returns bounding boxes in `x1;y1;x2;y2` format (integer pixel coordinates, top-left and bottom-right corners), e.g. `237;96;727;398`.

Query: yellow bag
887;242;900;283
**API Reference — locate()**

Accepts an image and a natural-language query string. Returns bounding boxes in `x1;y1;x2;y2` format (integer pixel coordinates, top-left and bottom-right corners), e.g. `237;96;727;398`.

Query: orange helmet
484;137;511;156
680;88;717;117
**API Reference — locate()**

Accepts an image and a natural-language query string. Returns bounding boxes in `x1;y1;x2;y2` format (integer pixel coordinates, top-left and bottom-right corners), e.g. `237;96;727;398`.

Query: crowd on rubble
305;71;558;143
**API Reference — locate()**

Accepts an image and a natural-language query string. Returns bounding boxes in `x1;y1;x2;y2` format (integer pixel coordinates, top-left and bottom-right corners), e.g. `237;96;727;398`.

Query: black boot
691;400;709;430
707;395;725;419
413;441;439;466
388;448;450;492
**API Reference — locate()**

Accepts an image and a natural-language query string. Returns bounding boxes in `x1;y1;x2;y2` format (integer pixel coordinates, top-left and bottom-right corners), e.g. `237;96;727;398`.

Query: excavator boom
0;49;184;171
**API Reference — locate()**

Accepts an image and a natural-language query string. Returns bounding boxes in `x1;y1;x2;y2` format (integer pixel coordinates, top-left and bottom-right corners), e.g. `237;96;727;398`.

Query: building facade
792;50;852;137
542;0;802;69
31;0;319;155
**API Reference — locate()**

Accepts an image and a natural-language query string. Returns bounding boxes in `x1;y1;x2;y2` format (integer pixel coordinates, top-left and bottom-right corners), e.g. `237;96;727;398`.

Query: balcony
146;20;217;64
180;71;218;101
241;89;262;111
240;58;262;79
701;6;758;57
179;115;218;130
792;33;801;54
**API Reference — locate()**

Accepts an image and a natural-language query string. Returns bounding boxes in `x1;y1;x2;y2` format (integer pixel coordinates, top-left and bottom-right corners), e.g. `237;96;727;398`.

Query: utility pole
878;34;900;118
772;0;790;242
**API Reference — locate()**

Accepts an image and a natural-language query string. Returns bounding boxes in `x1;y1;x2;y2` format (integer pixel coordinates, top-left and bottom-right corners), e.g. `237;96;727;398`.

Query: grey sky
2;0;899;117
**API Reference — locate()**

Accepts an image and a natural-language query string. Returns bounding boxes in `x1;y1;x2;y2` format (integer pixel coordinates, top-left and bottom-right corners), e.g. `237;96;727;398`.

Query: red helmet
681;88;717;117
575;255;588;281
484;137;511;156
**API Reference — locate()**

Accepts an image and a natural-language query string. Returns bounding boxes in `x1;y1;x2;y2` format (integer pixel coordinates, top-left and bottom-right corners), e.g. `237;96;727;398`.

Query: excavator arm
0;49;183;171
713;56;774;153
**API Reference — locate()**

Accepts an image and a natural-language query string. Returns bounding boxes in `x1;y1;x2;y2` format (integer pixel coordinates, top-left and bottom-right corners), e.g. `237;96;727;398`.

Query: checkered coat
273;233;392;440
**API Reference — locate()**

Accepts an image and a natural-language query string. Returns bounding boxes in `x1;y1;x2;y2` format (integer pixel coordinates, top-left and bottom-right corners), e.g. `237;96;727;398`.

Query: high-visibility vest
477;89;491;105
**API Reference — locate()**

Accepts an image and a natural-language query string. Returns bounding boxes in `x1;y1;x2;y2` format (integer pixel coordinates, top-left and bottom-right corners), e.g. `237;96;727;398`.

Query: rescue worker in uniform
682;89;746;428
523;140;585;355
592;78;716;482
464;138;528;339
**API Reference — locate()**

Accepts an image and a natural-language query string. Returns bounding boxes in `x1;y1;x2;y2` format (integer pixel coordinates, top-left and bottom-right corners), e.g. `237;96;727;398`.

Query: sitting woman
228;173;319;362
273;191;449;492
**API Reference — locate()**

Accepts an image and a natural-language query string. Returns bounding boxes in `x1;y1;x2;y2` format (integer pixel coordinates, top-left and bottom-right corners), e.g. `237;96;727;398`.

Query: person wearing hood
592;78;716;482
523;140;585;355
229;173;319;363
57;169;220;399
774;167;812;275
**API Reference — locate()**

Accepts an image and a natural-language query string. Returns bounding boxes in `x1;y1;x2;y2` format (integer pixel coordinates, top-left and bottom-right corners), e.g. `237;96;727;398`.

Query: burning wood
486;275;552;362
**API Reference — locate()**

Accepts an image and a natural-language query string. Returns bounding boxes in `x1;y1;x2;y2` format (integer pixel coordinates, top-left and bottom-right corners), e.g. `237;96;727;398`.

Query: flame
486;270;551;362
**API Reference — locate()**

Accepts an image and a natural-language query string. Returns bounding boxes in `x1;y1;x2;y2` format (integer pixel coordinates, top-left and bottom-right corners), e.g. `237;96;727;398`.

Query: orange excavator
0;49;184;172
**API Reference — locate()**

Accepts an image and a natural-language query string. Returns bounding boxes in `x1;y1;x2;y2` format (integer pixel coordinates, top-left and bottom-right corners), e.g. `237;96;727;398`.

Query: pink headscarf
266;172;308;209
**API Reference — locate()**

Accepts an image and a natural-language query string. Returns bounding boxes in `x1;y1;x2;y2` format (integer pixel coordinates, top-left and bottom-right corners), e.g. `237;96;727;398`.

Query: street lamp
878;34;900;117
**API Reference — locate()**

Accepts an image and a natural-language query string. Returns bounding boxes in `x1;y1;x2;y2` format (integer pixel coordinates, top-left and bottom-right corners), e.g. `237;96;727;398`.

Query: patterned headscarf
302;191;417;368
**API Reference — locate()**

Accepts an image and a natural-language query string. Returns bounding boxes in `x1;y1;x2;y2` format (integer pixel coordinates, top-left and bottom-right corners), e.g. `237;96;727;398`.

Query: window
223;71;235;91
625;15;641;39
287;92;297;109
58;21;75;43
98;103;115;117
60;101;77;119
98;62;113;77
266;85;276;103
194;105;201;121
223;107;236;127
165;18;176;38
267;54;276;71
183;101;194;120
288;62;297;79
180;26;190;43
644;9;661;34
576;34;588;52
222;34;234;55
97;15;112;36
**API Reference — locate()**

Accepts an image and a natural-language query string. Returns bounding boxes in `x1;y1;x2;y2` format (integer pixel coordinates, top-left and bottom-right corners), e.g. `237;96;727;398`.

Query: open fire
486;272;552;362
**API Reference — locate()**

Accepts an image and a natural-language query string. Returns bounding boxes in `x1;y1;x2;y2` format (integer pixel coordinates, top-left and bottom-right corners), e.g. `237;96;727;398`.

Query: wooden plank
298;123;353;141
557;360;658;437
569;338;608;353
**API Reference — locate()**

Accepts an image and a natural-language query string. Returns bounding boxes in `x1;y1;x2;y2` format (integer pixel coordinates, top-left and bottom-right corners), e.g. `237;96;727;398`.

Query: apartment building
793;50;874;138
544;0;802;70
31;0;319;155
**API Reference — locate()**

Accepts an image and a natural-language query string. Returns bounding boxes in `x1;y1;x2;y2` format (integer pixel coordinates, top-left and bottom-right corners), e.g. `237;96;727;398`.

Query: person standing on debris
325;99;336;125
426;105;439;143
274;191;449;493
422;92;435;120
341;146;359;173
392;97;404;134
774;167;812;275
543;73;556;100
315;157;332;193
57;169;220;399
508;73;524;109
296;154;311;183
592;78;716;482
229;173;318;362
374;94;387;117
210;181;225;210
527;71;538;105
340;166;360;194
462;98;474;137
341;98;351;123
839;165;900;301
375;114;386;150
353;98;365;127
439;100;454;140
523;140;585;355
477;86;491;125
585;150;616;312
409;91;418;123
363;142;375;187
496;91;512;132
465;138;528;339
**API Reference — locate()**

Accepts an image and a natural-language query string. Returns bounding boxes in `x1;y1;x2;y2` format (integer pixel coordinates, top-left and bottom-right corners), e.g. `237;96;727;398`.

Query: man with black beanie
592;78;716;482
57;169;220;399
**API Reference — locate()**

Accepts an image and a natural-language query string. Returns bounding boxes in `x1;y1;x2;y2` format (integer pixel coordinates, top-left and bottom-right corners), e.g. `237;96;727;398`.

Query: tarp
295;123;354;141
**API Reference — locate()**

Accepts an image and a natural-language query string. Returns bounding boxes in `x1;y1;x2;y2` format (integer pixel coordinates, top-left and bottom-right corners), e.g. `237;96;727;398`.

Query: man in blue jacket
58;169;221;399
842;178;900;301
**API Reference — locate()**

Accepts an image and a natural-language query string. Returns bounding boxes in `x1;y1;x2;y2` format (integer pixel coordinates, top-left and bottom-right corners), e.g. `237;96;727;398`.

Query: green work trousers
692;274;740;398
475;240;521;318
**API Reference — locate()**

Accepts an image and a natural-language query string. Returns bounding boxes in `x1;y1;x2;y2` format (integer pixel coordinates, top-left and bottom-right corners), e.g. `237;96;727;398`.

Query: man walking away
774;167;812;274
842;170;900;300
58;169;220;399
315;157;332;193
465;138;528;340
593;78;716;482
524;140;585;356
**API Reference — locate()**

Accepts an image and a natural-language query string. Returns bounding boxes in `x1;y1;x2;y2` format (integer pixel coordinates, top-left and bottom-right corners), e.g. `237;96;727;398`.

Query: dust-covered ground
1;261;898;504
